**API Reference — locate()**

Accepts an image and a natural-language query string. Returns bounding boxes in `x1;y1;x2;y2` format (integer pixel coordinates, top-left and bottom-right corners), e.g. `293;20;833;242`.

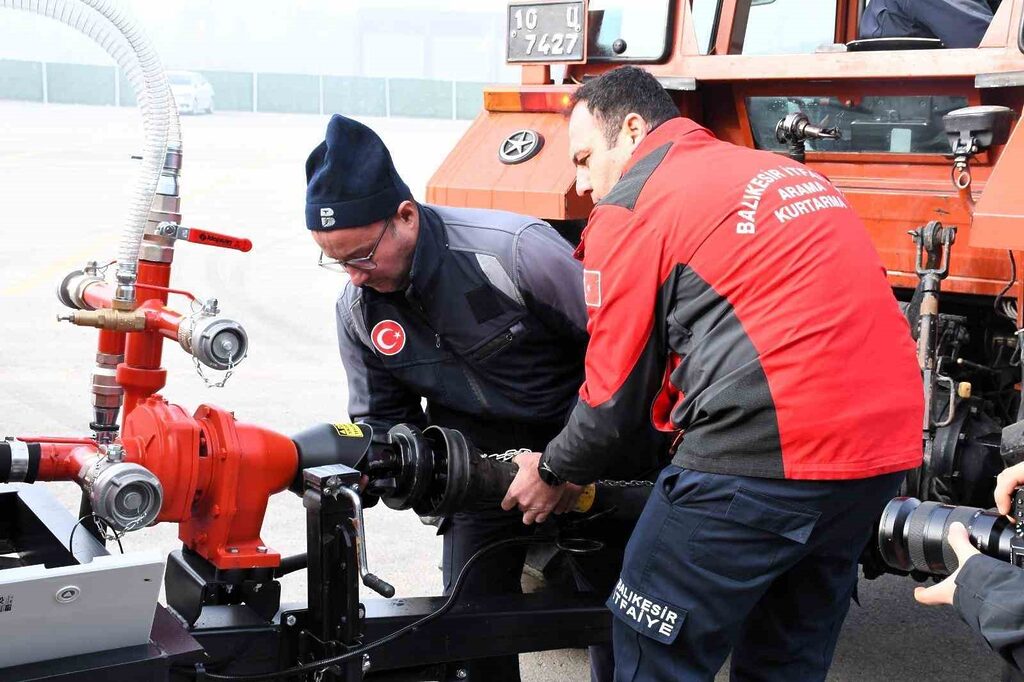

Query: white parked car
168;71;214;115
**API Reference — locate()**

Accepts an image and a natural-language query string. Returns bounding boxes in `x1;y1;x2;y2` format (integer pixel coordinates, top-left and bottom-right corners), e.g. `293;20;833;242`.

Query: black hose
196;536;543;681
994;250;1017;318
0;440;41;483
274;553;307;578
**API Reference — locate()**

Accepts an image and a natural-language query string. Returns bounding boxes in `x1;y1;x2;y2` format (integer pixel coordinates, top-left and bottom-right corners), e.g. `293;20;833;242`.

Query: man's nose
575;174;591;198
347;267;370;287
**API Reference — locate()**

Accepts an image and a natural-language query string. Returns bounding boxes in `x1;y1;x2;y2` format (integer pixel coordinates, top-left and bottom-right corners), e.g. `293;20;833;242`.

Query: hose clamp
8;440;29;482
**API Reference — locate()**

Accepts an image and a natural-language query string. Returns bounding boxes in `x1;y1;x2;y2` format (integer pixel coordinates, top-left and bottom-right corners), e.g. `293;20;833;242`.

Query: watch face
539;462;561;486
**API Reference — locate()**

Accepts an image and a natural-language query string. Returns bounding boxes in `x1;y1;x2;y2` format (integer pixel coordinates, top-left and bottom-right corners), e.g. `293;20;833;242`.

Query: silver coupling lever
335;485;395;597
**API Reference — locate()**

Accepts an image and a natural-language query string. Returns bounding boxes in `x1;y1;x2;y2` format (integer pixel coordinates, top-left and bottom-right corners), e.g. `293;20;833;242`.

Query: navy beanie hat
304;114;413;230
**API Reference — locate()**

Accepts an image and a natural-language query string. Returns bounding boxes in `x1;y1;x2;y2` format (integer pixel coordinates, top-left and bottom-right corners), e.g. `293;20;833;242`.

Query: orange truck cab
429;0;1024;550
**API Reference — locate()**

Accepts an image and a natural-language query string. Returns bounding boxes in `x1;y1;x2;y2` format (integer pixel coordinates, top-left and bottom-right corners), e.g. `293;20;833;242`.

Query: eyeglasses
318;218;392;272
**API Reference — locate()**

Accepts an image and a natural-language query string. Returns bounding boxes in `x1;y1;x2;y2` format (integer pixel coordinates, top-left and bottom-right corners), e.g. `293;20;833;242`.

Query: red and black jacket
541;118;924;483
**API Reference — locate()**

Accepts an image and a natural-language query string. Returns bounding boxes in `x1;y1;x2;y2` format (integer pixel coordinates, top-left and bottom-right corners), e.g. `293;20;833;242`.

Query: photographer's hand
994;462;1024;517
914;522;980;606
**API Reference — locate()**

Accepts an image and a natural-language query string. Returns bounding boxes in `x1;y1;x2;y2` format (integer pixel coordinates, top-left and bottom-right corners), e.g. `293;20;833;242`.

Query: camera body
1010;487;1024;568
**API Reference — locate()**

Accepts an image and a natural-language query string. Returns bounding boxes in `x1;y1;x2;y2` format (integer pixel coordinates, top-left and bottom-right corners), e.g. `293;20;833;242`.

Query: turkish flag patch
583;269;602;308
371;320;406;356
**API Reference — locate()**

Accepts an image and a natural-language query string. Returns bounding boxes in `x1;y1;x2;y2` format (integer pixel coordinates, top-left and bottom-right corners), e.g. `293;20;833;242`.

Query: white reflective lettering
566;5;581;31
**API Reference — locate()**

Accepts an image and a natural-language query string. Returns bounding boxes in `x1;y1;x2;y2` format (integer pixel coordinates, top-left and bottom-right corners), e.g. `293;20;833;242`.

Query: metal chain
478;451;653;487
90;514;122;543
94;259;117;277
480;448;532;463
596;479;654;488
192;351;236;388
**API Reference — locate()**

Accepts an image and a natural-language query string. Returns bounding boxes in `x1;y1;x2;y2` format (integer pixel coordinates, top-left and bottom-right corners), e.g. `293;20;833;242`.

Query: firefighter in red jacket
503;67;924;680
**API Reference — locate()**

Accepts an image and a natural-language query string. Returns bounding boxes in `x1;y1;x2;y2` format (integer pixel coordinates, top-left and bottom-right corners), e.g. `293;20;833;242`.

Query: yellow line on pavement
2;169;244;297
1;248;103;297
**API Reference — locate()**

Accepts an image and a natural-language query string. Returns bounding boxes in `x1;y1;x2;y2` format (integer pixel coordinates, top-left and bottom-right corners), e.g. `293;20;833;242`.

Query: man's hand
500;452;580;524
995;462;1024;517
914;522;980;607
554;481;584;515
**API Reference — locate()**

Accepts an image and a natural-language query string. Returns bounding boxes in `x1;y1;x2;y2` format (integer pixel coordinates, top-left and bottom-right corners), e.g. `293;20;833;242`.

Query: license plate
507;1;587;63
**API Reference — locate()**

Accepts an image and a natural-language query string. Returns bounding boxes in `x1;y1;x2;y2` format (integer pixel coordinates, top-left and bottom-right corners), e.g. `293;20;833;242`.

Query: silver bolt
285;614;297;627
456;669;467;679
228;547;239;554
256;546;268;554
104;443;125;462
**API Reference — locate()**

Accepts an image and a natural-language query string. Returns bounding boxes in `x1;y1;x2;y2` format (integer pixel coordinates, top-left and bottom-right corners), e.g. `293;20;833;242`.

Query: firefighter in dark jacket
859;0;997;49
503;67;924;680
917;461;1024;673
304;114;661;681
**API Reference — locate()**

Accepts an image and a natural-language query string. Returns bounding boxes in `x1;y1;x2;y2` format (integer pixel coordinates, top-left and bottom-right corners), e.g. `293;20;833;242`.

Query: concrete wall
0;59;484;120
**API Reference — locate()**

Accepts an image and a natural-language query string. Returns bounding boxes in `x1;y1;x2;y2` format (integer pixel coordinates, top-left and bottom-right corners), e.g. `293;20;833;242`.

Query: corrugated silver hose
1;0;179;307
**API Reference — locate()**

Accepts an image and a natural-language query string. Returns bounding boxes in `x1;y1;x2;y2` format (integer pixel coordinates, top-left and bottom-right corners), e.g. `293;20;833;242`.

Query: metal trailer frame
2;466;611;682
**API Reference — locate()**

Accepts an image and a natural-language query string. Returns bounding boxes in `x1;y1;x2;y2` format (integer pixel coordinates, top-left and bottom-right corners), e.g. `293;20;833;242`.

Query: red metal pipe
18;437;96;445
120;260;172;417
82;281;115;310
35;442;96;481
97;329;126;358
142;304;186;339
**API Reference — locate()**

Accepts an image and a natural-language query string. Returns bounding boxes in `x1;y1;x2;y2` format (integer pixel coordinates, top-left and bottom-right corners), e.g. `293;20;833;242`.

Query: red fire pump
4;143;299;572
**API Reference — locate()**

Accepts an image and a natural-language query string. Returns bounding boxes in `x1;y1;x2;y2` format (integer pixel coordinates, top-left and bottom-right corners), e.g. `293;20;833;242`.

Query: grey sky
0;0;518;81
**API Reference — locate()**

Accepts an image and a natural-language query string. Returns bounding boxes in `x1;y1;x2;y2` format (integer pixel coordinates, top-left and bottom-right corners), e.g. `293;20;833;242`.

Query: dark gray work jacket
336;204;587;453
859;0;994;49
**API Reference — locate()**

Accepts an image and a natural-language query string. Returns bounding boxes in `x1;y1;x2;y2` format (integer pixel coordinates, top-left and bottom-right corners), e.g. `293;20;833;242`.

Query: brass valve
57;308;147;332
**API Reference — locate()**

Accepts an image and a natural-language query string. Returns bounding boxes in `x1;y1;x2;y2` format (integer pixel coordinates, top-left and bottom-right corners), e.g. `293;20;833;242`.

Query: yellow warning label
333;423;363;438
573;484;597;513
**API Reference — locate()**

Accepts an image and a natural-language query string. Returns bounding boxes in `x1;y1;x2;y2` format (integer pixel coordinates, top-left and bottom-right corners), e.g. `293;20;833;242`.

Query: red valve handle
181;227;253;253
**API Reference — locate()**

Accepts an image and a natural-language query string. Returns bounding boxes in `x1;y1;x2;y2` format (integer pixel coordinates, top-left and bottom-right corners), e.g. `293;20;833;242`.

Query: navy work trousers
609;466;906;681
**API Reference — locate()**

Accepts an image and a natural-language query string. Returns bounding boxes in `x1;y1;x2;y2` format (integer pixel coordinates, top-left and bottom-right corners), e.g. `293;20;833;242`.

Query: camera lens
878;497;1014;576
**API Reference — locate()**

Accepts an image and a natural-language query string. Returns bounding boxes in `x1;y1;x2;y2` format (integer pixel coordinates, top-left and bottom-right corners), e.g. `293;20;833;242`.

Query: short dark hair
568;66;680;146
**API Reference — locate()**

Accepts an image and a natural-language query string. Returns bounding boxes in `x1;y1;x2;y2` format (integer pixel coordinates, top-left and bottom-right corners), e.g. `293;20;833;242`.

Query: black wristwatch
538;459;563;487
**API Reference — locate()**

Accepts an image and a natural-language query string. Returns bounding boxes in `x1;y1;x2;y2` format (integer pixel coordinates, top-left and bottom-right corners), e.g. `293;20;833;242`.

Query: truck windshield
587;0;673;61
742;0;837;55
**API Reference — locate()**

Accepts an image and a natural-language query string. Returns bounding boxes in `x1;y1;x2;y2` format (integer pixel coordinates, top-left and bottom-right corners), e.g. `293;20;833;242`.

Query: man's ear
622;112;650;147
396;200;418;230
